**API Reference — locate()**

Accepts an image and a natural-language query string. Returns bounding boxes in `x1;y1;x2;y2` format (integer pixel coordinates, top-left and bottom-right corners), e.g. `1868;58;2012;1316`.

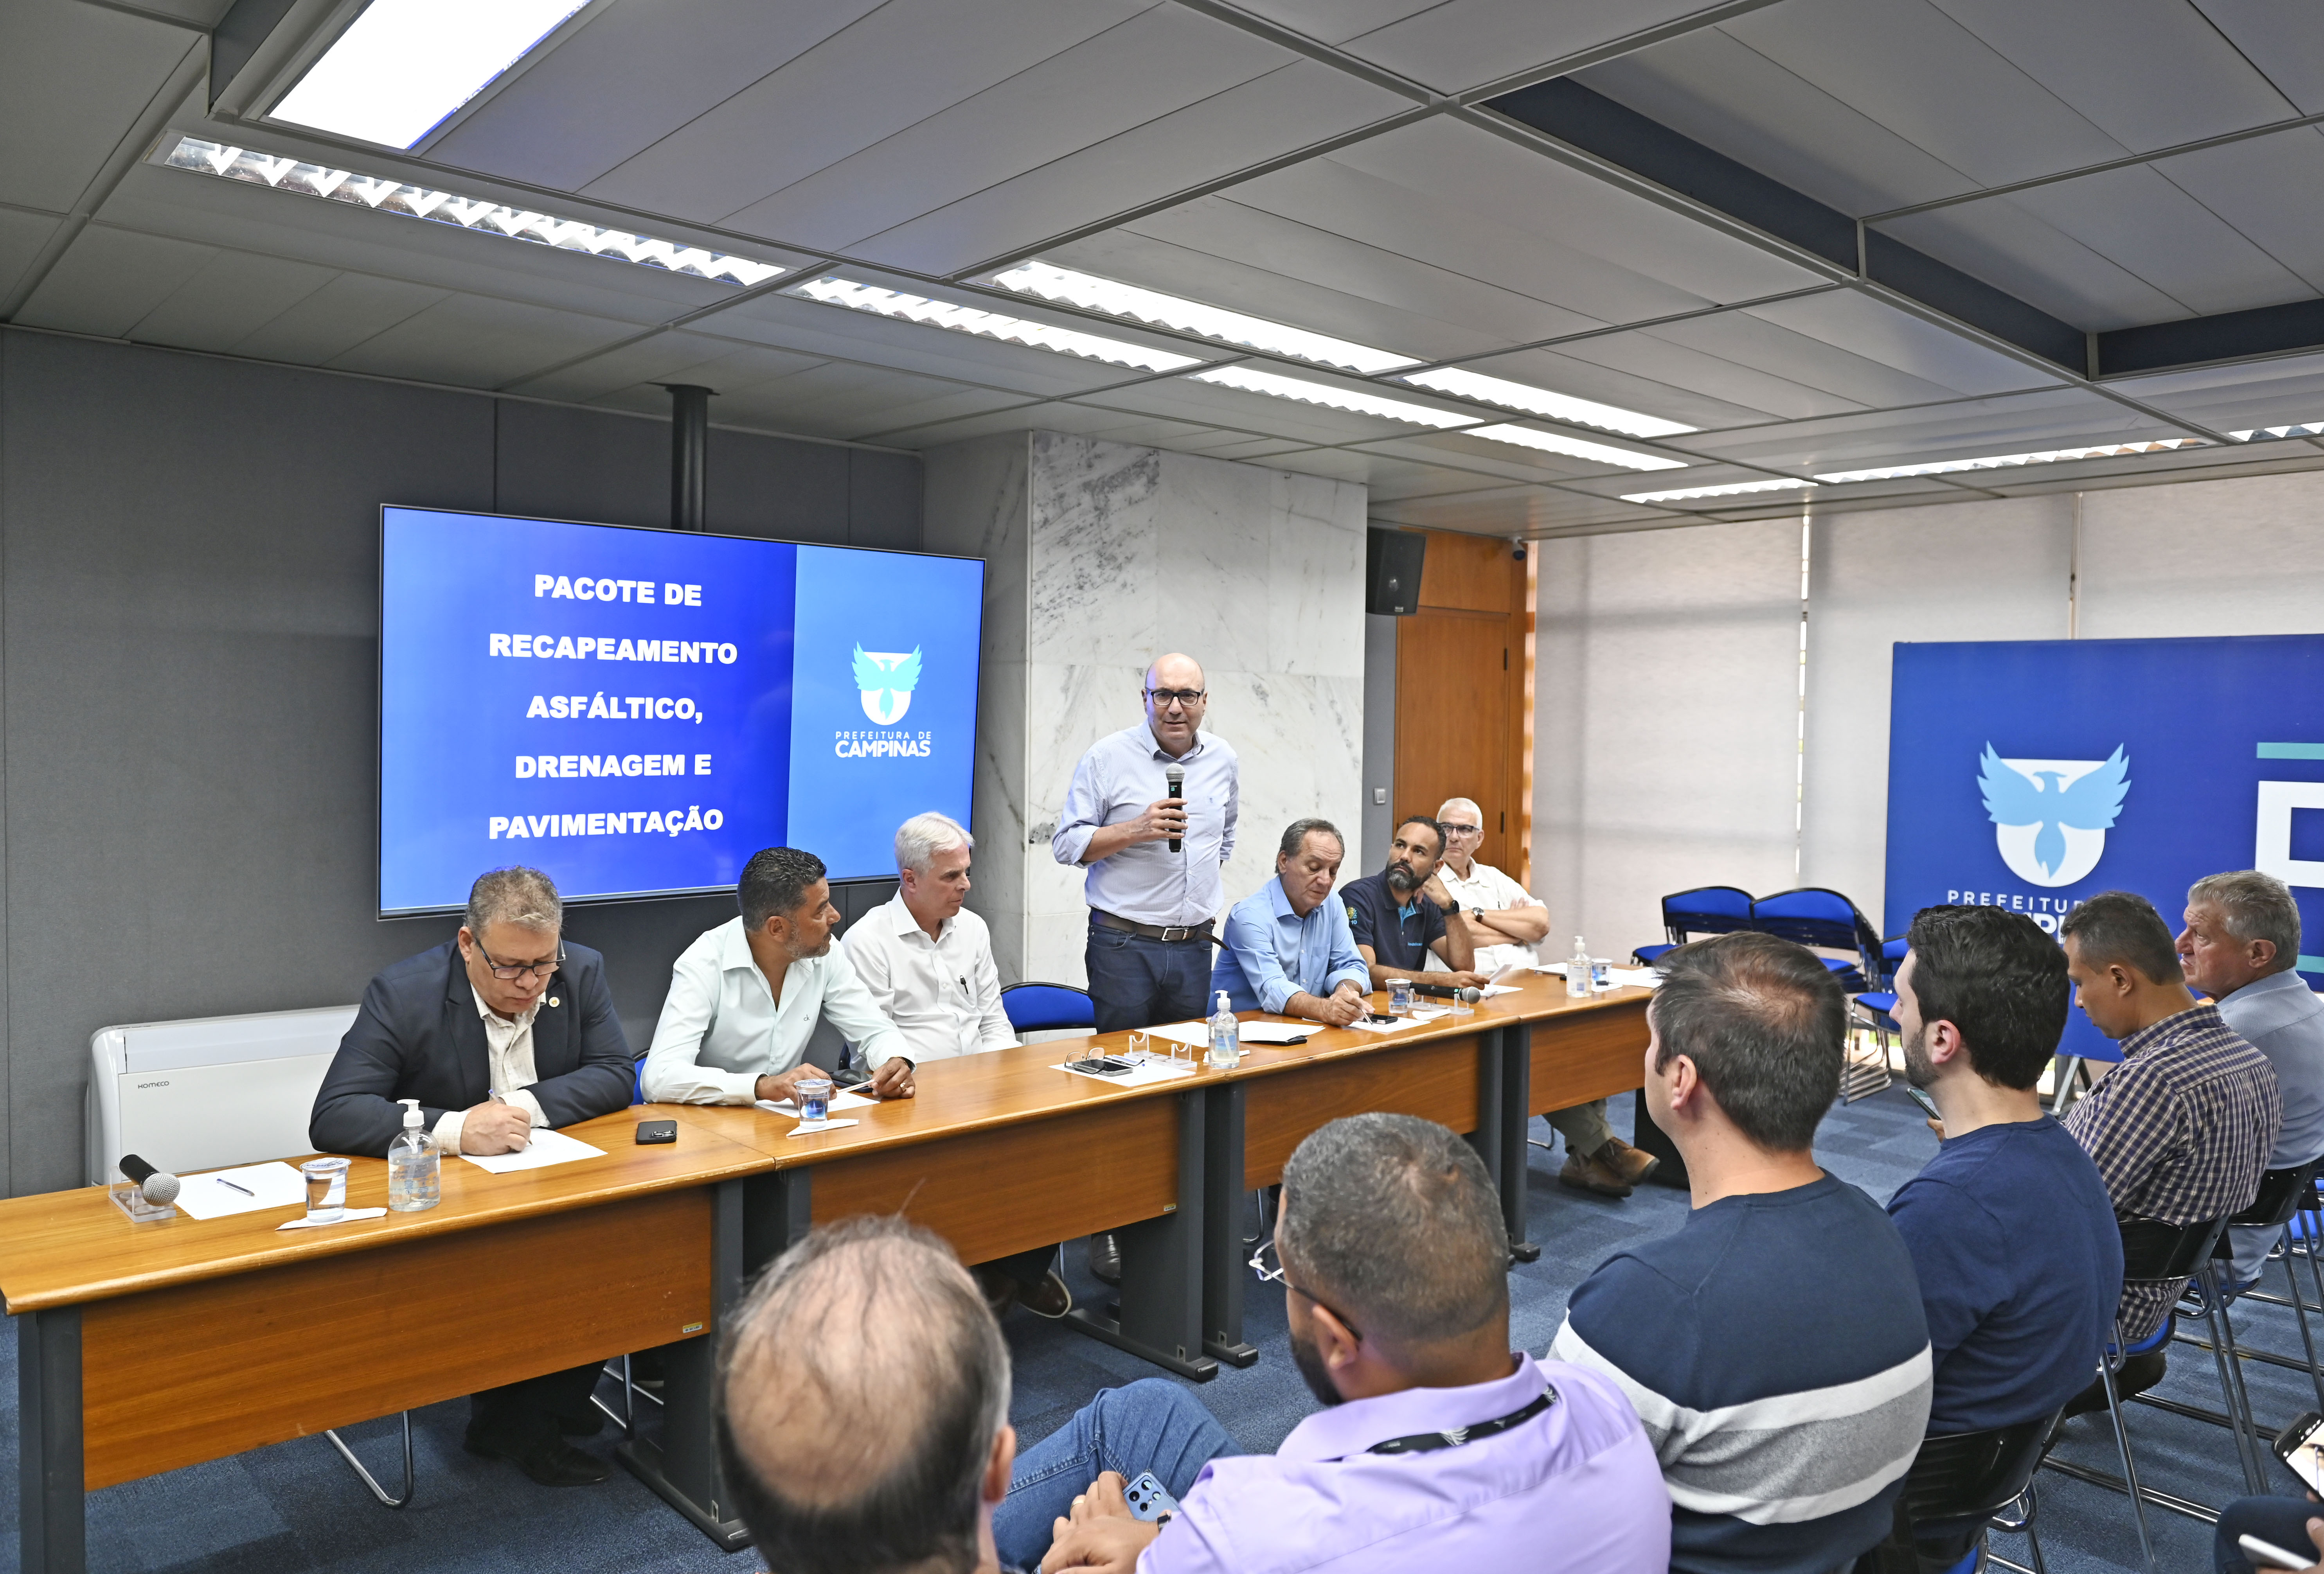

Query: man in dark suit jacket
310;866;634;1487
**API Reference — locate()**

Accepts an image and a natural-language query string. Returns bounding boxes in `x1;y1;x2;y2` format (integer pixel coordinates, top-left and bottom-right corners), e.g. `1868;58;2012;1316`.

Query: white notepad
174;1161;308;1220
459;1127;606;1174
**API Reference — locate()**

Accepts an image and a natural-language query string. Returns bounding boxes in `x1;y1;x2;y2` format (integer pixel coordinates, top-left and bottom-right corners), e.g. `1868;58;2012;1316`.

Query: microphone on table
1165;764;1185;852
1410;982;1482;1003
118;1153;181;1206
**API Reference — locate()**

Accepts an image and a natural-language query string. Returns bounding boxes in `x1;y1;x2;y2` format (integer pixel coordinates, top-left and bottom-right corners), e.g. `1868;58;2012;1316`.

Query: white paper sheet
786;1118;860;1138
1140;1021;1214;1049
1233;1021;1314;1044
1054;1058;1198;1086
1345;1015;1422;1034
174;1161;308;1220
754;1090;877;1116
1478;984;1522;997
459;1127;606;1174
278;1207;388;1230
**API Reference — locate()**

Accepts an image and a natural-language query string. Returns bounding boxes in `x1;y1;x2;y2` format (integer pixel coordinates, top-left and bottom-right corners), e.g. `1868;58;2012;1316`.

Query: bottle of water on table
1567;936;1592;999
1208;991;1241;1070
388;1097;440;1211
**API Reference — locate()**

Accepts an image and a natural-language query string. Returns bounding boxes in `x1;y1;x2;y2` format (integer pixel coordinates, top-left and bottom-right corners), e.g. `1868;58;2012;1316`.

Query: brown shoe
1021;1269;1074;1320
1558;1148;1634;1198
1592;1137;1660;1188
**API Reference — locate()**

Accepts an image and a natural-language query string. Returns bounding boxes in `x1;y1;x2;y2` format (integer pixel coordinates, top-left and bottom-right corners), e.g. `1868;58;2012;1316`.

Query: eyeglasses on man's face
1146;687;1206;708
473;942;563;981
1440;823;1482;837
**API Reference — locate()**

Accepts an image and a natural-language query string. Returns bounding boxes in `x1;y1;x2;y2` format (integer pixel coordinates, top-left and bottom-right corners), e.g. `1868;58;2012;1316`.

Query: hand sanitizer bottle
388;1097;440;1211
1567;936;1592;998
1208;991;1241;1070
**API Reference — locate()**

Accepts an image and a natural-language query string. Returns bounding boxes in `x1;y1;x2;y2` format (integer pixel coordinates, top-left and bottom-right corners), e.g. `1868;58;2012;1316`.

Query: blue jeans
2216;1495;2323;1572
1085;922;1212;1033
992;1380;1238;1572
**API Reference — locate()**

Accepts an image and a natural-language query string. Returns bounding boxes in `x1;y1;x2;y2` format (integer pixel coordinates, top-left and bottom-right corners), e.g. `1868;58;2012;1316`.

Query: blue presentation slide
379;506;982;915
1885;634;2324;1058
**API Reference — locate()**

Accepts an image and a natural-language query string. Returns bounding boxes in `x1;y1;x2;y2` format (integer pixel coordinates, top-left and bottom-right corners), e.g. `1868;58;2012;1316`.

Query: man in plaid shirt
2057;890;2279;1413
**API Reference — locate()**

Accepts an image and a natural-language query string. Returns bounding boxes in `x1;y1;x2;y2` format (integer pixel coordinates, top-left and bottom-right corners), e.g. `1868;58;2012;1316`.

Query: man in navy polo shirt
1342;816;1488;990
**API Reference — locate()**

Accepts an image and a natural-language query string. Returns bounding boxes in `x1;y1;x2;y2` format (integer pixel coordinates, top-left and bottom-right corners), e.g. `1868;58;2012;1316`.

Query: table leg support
20;1306;85;1574
1200;1082;1257;1367
1466;1025;1504;1185
1498;1024;1540;1263
1067;1087;1219;1382
618;1173;771;1551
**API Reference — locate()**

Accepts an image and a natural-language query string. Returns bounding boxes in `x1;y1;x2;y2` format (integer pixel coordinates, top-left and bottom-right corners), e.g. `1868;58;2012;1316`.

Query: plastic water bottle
1567;937;1592;999
1207;990;1241;1070
388;1097;440;1211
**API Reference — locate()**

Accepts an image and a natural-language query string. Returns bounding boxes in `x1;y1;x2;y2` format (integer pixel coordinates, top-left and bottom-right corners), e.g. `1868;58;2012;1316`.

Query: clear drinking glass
797;1078;833;1124
301;1156;350;1222
1388;978;1416;1016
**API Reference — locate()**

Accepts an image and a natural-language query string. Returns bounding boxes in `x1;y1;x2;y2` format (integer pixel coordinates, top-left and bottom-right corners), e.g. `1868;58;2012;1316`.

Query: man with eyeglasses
310;864;636;1486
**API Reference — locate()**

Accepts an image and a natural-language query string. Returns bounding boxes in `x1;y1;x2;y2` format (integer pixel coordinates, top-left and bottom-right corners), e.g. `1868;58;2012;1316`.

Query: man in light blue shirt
1212;818;1369;1026
1052;652;1239;1034
2178;869;2324;1283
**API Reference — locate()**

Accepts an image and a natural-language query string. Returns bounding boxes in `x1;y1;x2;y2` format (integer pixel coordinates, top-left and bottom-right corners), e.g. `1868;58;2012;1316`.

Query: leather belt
1092;909;1214;944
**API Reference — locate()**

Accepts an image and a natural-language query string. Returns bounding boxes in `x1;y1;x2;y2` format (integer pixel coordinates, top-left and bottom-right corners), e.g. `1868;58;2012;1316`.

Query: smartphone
1122;1471;1180;1522
635;1119;677;1145
1065;1057;1137;1076
1903;1085;1941;1121
2275;1411;2324;1492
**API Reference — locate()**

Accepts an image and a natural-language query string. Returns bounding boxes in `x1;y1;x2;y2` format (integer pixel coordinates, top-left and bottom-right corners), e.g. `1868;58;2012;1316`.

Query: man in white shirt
642;847;915;1105
842;811;1071;1319
1422;797;1658;1201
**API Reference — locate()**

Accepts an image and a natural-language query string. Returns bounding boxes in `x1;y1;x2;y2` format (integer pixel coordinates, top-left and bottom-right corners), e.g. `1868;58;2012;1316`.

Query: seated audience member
643;846;915;1105
1004;1111;1668;1573
2178;870;2324;1288
1551;931;1933;1574
2217;1497;2324;1573
843;811;1069;1320
310;865;635;1487
1872;905;2122;1570
1211;818;1370;1026
2056;890;2280;1414
1421;795;1655;1198
1341;816;1487;991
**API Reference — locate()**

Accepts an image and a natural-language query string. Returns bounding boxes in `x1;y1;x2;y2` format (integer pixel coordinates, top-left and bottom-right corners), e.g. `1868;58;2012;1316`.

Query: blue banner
378;507;982;914
1885;634;2324;1058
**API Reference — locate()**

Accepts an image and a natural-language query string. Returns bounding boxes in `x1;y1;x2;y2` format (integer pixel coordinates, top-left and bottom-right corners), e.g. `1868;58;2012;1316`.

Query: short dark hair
2060;890;2182;985
1277;1113;1507;1347
1393;815;1444;857
1650;931;1845;1152
716;1218;1007;1574
741;846;826;929
1904;906;2069;1090
1278;817;1344;861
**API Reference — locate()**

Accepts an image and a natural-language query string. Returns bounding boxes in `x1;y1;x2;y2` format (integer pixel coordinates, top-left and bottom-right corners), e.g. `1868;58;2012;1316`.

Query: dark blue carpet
1;1087;2300;1571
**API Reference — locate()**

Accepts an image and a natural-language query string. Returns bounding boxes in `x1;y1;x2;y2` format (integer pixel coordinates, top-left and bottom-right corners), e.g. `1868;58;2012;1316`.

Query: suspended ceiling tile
1667;386;2180;472
2107;346;2324;415
428;0;891;191
1372;483;1664;534
1991;442;2324;496
1352;429;1680;484
504;328;827;404
577;0;1148;225
1525;325;1873;423
1066;375;1462;447
0;3;194;214
1354;461;1514;502
124;249;338;354
847;60;1411;276
1999;164;2313;318
862;400;1107;448
1970;438;2306;491
720;5;1297;251
1736;291;2061;397
665;363;1027;444
0;207;62;304
1876;198;2187;331
13;224;217;337
227;272;452;365
2192;0;2324;115
323;293;643;387
1446;340;1789;431
1552;458;1810;498
1227;1;1437;46
2151;128;2324;297
1329;0;1722;96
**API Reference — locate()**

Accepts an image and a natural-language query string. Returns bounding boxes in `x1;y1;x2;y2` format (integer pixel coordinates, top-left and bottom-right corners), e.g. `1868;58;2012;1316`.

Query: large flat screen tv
378;505;984;916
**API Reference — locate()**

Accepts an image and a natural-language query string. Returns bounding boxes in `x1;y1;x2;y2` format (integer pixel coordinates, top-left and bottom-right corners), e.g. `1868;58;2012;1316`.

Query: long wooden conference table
0;972;1648;1570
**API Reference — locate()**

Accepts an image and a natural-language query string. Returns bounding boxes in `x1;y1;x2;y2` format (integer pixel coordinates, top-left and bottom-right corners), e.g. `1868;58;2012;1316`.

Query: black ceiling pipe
665;384;711;531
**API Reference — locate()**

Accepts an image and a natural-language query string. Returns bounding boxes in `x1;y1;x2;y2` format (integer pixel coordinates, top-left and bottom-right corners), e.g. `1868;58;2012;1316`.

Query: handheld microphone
1165;764;1185;852
1410;982;1482;1003
118;1153;181;1206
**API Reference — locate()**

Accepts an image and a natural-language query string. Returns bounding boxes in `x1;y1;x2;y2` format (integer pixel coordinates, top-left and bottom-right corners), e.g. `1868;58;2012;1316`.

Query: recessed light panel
794;277;1201;372
2229;422;2324;441
991;262;1416;375
1189;366;1472;427
1401;367;1693;438
1621;478;1816;504
1813;438;2206;484
272;0;587;149
161;138;784;285
1463;423;1685;471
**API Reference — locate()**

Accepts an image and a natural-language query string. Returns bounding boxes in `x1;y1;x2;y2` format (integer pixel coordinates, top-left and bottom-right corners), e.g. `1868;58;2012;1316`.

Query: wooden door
1391;530;1532;881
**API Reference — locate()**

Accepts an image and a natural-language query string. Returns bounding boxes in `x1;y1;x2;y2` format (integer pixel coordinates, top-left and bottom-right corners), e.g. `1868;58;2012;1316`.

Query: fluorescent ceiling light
1813;438;2206;484
795;277;1200;372
1190;366;1471;427
272;0;587;149
1621;478;1816;504
991;261;1416;375
1463;423;1685;471
161;138;783;285
1400;367;1694;438
2229;421;2324;441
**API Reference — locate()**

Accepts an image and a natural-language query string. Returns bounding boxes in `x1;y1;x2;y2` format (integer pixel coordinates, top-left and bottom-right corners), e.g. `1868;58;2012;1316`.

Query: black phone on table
635;1119;677;1145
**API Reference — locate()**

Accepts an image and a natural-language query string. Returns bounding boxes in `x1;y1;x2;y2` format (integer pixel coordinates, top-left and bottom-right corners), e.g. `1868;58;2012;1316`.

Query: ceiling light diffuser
1463;424;1685;471
2228;421;2324;441
272;0;587;149
1812;438;2206;483
794;278;1201;372
1400;367;1694;438
1621;478;1816;504
1189;366;1471;427
991;261;1416;375
161;138;784;285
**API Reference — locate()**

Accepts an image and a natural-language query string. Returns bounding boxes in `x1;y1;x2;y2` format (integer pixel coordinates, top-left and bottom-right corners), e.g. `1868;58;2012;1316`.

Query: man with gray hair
1210;817;1370;1026
311;865;635;1486
2178;870;2324;1285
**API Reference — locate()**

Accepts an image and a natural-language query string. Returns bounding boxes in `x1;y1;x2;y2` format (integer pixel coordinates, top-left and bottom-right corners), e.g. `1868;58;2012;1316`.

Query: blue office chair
1752;889;1889;1098
1633;885;1758;965
1853;936;1909;1044
1000;982;1096;1034
631;1051;647;1105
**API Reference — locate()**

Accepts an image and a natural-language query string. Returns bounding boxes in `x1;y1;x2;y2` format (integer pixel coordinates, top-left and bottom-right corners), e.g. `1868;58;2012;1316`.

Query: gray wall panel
495;400;669;530
708;426;849;544
849;449;924;551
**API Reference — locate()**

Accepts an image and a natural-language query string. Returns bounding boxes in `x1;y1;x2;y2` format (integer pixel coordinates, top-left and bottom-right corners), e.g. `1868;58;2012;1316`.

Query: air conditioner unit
84;1005;359;1186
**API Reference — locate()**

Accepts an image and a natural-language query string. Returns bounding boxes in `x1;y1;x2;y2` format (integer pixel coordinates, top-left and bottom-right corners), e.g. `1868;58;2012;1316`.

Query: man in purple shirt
1007;1113;1669;1573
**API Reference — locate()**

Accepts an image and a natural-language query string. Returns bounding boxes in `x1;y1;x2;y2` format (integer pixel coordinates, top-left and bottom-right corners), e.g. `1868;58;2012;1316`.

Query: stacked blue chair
1000;981;1096;1034
1750;888;1891;1100
1631;884;1755;967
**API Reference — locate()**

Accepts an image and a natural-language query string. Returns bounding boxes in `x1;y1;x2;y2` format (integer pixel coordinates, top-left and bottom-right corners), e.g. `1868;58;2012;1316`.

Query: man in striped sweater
1551;931;1933;1574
